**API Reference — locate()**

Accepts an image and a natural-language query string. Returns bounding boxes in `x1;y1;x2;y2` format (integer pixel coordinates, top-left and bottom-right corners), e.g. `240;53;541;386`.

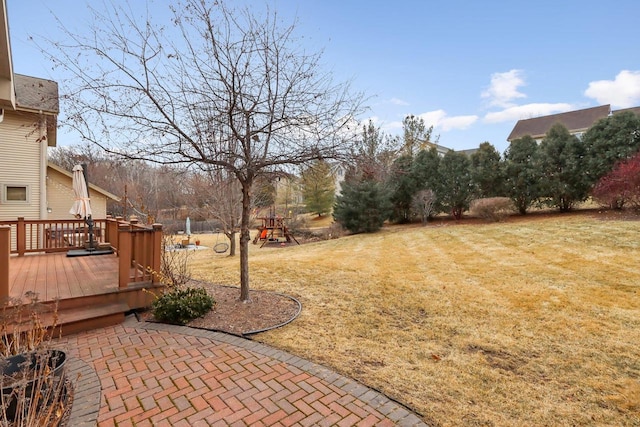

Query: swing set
252;214;299;247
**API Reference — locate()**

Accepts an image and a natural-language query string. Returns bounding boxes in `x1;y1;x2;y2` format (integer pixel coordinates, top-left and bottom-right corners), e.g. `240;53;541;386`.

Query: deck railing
0;217;110;255
112;217;163;288
0;217;163;297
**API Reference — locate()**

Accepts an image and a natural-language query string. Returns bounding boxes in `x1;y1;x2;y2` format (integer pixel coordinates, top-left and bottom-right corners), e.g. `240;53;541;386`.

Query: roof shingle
14;73;59;113
507;105;610;141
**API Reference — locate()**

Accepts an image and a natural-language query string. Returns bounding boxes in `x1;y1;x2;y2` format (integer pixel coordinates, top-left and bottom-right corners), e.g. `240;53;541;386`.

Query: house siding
46;166;108;220
0;109;46;221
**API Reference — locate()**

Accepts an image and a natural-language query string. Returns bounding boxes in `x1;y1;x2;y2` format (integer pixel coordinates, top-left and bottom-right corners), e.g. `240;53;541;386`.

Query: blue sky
7;0;640;154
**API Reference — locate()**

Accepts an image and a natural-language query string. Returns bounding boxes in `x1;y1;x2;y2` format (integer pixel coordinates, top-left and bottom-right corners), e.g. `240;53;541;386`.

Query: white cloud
439;115;479;131
380;120;404;133
418;110;447;126
389;97;409;106
584;70;640;108
483;103;573;123
418;110;479;131
481;69;527;108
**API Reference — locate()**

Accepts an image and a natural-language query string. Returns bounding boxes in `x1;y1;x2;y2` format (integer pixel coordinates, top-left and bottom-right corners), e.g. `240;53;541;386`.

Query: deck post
16;217;25;256
151;224;163;283
118;224;132;288
105;217;116;251
0;226;10;301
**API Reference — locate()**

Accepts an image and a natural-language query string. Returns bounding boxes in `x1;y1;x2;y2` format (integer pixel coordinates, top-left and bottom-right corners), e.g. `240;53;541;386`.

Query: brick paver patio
58;316;427;426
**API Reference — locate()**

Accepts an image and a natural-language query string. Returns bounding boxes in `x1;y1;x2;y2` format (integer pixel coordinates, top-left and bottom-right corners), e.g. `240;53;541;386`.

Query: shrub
591;151;640;209
470;197;515;222
285;215;309;236
155;235;192;288
151;287;215;325
411;189;437;225
0;293;71;426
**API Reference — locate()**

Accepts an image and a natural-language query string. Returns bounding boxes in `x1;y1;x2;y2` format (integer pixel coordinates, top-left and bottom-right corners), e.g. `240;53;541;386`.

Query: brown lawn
188;211;640;426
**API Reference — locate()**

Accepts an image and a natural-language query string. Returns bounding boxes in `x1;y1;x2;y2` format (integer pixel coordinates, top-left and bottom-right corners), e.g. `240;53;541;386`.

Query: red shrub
592;151;640;209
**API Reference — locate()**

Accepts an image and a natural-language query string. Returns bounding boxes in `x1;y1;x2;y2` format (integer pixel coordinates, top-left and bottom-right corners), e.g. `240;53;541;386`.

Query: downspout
39;112;48;219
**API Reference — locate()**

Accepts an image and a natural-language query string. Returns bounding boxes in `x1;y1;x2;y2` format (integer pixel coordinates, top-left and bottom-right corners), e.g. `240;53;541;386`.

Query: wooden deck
8;252;120;302
6;251;164;335
1;218;165;335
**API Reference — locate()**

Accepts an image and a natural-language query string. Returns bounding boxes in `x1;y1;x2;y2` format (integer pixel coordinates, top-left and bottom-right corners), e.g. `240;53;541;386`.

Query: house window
2;184;30;203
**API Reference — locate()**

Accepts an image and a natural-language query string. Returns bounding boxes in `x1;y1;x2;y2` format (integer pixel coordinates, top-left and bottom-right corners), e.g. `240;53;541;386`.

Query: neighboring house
429;141;454;157
615;106;640;117
46;162;119;220
507;104;640;144
507;105;611;143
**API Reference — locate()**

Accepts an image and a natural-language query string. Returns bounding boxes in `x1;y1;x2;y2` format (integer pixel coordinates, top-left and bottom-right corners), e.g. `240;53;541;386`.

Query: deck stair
55;302;130;336
3;282;164;338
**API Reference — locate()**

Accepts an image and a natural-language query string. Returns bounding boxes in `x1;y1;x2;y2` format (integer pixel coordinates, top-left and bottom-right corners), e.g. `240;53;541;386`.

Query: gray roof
507;105;611;142
14;73;59;113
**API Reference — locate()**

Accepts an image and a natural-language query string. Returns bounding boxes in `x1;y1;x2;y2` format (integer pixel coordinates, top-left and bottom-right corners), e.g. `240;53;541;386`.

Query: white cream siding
46;166;108;220
0;109;47;221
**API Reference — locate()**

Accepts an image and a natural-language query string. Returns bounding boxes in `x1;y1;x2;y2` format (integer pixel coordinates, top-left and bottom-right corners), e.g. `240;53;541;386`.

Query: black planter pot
0;349;67;422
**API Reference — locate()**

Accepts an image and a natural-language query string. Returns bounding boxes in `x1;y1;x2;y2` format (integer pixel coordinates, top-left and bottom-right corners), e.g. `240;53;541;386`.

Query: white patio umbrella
68;164;96;251
185;217;191;236
69;164;92;219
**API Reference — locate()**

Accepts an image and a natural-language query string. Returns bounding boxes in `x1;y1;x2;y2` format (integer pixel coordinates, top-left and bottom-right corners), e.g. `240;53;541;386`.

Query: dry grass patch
188;213;640;426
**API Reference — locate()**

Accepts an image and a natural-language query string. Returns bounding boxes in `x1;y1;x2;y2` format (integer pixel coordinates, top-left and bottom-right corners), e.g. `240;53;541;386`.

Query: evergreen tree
438;151;473;219
387;116;439;223
388;154;417;223
349;120;398;182
412;147;442;215
581;111;640;186
333;179;391;233
504;135;540;214
300;160;336;216
537;123;590;211
253;176;277;208
470;142;504;198
401;115;437;157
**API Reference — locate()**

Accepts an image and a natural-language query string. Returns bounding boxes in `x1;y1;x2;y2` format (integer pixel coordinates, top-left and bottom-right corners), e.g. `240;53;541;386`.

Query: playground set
253;211;299;247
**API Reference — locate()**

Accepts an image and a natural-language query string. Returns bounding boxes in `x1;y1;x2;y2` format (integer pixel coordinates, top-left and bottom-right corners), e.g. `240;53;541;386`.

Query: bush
152;287;215;325
150;235;192;288
411;189;437;225
591;151;640;209
470;197;515;222
285;215;309;236
0;294;72;426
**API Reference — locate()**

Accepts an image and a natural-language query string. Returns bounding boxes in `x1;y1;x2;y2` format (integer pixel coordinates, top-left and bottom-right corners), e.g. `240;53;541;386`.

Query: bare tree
188;170;242;256
51;145;189;220
47;0;364;301
411;189;436;225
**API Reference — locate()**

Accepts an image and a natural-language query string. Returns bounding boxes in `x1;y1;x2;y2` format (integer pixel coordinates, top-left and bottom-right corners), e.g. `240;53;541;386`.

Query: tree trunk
228;232;237;256
239;181;252;301
223;231;237;256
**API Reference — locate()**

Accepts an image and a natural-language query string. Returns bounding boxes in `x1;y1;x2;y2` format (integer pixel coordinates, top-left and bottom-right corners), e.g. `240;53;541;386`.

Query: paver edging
66;356;101;426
